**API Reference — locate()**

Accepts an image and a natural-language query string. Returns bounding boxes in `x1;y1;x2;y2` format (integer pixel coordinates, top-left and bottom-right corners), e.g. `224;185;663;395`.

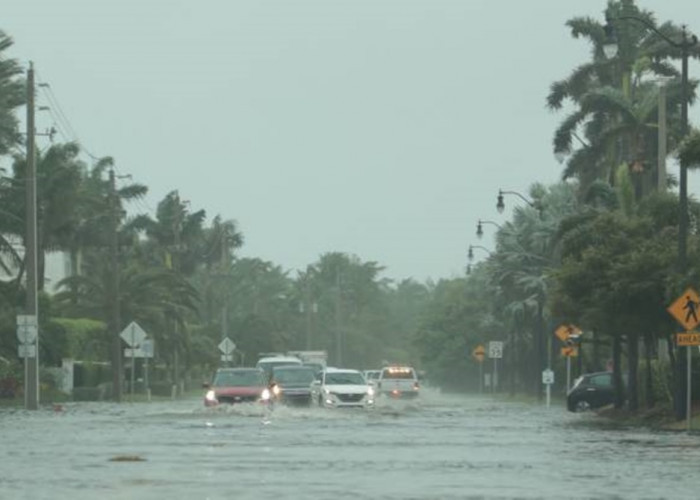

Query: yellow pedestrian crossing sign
667;288;700;331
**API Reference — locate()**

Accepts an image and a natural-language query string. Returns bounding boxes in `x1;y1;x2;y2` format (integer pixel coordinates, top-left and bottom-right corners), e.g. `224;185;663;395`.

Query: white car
312;368;375;408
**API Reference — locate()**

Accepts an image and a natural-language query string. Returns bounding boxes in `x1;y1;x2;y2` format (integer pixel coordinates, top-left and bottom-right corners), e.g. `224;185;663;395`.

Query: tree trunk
535;302;544;401
644;332;655;409
593;330;602;372
613;332;624;409
627;332;639;411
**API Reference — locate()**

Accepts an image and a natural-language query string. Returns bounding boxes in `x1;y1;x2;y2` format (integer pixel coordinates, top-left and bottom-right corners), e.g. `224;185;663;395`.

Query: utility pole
220;226;229;365
335;269;342;366
657;81;668;191
24;62;39;410
109;167;122;401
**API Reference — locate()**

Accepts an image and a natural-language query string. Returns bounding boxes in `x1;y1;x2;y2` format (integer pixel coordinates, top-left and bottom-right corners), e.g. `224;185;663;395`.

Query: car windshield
325;372;365;385
273;368;316;384
213;370;265;387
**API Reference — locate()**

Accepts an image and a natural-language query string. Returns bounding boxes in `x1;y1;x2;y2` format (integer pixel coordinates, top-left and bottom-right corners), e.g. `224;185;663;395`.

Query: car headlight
205;390;217;402
272;384;281;396
323;387;331;395
367;386;375;396
261;388;271;401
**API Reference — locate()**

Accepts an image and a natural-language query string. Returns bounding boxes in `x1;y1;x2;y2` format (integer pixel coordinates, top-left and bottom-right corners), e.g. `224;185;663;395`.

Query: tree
548;0;700;194
0;31;24;156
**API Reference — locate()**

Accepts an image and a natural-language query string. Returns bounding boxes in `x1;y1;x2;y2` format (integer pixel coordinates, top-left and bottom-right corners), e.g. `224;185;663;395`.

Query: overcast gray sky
4;0;700;282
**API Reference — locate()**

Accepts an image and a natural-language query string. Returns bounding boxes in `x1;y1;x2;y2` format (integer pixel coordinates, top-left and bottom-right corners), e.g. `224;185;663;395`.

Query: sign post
16;315;38;409
556;324;581;394
120;322;149;401
542;369;554;408
667;288;700;433
219;337;236;365
472;344;485;393
488;341;503;394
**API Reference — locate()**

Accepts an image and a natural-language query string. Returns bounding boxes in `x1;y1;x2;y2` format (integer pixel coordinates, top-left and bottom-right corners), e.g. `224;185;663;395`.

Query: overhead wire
33;71;157;217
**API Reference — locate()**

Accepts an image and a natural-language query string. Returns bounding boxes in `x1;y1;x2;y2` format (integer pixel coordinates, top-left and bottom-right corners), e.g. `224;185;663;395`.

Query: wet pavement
2;390;700;499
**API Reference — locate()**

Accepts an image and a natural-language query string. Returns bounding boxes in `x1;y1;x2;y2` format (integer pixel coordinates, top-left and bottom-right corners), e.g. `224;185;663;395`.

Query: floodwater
2;390;700;500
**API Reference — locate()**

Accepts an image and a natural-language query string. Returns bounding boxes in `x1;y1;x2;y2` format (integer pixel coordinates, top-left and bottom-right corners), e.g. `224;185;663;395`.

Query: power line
32;72;157;217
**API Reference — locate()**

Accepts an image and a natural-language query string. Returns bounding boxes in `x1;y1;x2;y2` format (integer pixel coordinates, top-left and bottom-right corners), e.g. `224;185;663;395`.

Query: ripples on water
2;389;700;499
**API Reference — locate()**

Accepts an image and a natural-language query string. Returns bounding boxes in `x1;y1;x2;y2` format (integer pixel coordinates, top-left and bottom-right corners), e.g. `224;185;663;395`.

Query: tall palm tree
0;31;24;156
548;0;699;193
9;142;83;290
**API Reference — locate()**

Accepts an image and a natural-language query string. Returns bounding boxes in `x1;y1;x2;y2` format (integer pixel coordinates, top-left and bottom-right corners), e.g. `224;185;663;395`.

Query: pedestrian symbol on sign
685;295;699;324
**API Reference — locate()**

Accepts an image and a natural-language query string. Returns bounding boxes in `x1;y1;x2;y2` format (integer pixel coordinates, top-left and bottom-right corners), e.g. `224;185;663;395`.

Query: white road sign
141;339;154;358
542;369;555;385
120;321;148;347
218;337;236;354
124;344;154;358
221;354;233;362
16;315;38;344
488;341;503;359
18;344;37;358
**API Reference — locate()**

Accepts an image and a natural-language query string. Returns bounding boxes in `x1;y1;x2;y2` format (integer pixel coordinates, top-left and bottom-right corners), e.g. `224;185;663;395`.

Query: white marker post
542;369;554;409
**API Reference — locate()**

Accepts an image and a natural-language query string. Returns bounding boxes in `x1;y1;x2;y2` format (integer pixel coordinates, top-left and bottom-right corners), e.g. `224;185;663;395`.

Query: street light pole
468;245;492;262
496;189;541;215
476;219;502;239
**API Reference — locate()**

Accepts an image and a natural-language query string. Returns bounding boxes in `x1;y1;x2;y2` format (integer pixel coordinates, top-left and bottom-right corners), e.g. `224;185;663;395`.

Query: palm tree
55;249;200;380
548;0;699;193
0;31;24;156
8;142;83;290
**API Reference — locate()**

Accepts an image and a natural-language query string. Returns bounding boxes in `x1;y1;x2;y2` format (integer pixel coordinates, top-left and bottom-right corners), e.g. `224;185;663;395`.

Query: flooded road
2;390;700;499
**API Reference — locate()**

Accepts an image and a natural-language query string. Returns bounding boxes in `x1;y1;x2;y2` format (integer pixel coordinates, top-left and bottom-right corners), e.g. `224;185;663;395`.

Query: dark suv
566;371;625;412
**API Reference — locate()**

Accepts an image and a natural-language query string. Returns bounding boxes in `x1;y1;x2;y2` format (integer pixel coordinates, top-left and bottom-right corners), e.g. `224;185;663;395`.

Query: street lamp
476;219;502;239
468;244;492;262
496;189;540;214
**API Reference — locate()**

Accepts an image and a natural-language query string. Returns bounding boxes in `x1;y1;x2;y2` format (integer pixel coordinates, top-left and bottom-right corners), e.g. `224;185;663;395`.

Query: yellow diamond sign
555;324;582;343
667;288;700;331
472;344;485;363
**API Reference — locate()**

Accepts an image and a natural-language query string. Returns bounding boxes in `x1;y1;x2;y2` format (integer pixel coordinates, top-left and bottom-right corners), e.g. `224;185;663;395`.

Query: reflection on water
2;389;700;499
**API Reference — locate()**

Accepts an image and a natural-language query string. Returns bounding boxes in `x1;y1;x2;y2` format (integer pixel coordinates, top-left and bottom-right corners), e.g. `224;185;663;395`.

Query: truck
286;351;328;373
376;365;420;399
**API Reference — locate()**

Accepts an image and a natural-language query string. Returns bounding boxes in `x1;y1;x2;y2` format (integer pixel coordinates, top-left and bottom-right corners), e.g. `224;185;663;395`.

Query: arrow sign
218;337;236;355
119;321;148;347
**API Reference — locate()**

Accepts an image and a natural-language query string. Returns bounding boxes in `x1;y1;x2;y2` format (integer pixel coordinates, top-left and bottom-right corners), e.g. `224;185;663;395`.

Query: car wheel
575;400;591;412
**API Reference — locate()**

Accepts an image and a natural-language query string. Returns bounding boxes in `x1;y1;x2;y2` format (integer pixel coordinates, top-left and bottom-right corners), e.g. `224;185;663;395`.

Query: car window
324;372;365;385
213;370;265;387
589;374;612;387
273;368;316;384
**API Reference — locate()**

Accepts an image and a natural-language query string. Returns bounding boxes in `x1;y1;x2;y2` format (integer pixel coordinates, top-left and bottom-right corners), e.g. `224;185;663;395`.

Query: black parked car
566;371;625;412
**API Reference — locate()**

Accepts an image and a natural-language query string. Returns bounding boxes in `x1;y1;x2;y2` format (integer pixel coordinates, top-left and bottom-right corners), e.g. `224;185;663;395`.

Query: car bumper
321;396;374;408
380;390;419;400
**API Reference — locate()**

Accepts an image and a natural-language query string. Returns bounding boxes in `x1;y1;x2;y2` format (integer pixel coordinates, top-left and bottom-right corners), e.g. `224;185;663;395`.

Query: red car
203;368;271;406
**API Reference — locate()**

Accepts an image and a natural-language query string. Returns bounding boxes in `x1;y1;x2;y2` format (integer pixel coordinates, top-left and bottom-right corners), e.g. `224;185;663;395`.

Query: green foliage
678;129;700;168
